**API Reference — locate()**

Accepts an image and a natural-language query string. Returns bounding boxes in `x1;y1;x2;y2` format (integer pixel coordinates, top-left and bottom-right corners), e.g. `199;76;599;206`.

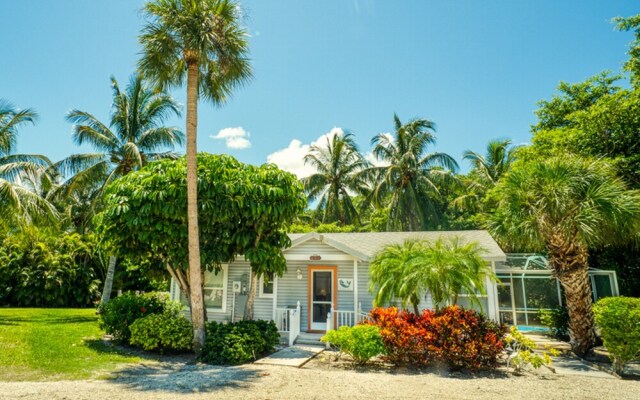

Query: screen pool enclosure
496;254;619;327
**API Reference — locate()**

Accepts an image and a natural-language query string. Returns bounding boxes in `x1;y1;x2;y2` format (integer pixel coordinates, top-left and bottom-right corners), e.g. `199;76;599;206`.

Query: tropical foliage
368;306;506;370
0;227;101;307
369;237;494;313
487;157;640;355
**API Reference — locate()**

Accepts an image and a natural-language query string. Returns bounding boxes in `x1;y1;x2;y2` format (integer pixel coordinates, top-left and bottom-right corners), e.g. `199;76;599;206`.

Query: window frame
259;272;275;298
202;265;228;313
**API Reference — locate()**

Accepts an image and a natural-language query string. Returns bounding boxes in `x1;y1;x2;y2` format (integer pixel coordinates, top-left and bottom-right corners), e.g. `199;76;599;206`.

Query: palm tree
138;0;252;352
370;114;458;231
302;131;370;225
0;100;57;222
370;237;493;314
463;139;519;185
487;156;640;355
55;74;184;305
453;139;519;213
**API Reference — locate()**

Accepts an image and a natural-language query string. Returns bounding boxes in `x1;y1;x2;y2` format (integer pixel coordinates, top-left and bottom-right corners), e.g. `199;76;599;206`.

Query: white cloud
211;127;251;150
266;127;345;179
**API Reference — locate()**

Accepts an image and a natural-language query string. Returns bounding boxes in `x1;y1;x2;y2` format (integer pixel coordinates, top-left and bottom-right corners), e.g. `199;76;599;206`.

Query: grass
0;308;142;381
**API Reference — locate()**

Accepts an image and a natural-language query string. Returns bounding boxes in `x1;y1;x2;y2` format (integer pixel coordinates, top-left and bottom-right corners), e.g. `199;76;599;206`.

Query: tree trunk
186;59;206;354
547;234;596;356
100;255;117;304
244;270;258;320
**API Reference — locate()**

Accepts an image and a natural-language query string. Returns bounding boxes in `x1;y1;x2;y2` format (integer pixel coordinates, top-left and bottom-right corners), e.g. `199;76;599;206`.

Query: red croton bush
368;306;506;370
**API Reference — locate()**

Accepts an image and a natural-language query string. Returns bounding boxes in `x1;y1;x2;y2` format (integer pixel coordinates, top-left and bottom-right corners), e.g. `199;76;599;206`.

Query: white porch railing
275;301;301;346
326;303;370;331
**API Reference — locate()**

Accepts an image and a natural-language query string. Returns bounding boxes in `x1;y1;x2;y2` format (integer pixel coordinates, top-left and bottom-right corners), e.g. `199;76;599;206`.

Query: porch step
295;333;324;346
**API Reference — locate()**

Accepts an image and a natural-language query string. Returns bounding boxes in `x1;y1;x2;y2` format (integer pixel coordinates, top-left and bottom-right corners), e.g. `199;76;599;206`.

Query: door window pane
313;271;332;302
313;303;331;323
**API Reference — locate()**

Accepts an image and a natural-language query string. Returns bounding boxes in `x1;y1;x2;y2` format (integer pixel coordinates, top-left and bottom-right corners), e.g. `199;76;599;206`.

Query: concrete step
294;333;324;346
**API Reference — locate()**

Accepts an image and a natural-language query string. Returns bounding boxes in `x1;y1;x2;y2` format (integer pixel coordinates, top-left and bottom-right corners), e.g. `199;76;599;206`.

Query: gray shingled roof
287;230;506;262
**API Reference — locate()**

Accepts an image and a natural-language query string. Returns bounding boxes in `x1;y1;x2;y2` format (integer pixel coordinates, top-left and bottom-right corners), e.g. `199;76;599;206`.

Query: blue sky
1;0;638;175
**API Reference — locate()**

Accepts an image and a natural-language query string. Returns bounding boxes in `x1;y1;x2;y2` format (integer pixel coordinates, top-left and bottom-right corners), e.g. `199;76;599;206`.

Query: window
259;272;275;298
203;266;228;312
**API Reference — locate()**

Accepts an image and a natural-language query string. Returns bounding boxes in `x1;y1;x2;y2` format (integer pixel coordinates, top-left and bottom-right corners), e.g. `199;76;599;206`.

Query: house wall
170;237;500;331
277;238;355;331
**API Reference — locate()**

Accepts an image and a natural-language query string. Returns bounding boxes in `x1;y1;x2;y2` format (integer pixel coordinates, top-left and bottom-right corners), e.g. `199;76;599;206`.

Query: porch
275;302;369;346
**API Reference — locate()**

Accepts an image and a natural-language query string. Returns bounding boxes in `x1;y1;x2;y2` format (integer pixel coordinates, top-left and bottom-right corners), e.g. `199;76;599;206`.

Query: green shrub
201;320;279;365
130;310;193;353
98;292;168;344
322;325;386;364
539;307;570;340
0;229;101;307
593;296;640;375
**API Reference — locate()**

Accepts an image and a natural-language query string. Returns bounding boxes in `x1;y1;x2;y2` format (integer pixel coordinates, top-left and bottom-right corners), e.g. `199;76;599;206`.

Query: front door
308;267;336;331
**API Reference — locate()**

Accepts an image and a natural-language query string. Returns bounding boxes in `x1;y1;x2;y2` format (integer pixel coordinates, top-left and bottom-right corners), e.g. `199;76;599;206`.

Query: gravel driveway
1;356;638;400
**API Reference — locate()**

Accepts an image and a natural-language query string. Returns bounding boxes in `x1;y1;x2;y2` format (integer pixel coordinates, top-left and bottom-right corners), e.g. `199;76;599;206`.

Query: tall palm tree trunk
99;255;117;304
548;236;596;356
186;59;206;353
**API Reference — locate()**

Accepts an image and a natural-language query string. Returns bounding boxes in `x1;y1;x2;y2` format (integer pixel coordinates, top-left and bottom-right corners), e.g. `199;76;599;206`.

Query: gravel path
1;356;638;400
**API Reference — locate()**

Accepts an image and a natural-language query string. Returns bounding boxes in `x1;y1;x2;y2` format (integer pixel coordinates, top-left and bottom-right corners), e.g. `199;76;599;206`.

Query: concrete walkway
550;355;615;379
254;345;324;367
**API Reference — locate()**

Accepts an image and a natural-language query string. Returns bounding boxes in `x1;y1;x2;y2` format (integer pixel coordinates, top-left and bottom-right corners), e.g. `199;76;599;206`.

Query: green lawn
0;308;142;381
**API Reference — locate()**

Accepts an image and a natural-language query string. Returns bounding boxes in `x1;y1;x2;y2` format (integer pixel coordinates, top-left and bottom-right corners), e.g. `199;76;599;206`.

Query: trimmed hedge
130;311;193;353
593;296;640;375
201;320;279;365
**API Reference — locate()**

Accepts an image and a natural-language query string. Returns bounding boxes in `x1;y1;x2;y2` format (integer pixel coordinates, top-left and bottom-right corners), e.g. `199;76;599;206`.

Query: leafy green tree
486;157;640;355
55;74;184;305
302;131;370;225
615;14;640;86
138;0;252;352
531;71;620;134
369;237;493;314
369;114;458;231
0;100;56;222
97;154;305;330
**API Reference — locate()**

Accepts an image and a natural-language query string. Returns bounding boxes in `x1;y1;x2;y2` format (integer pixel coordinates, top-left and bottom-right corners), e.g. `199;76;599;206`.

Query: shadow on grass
107;363;263;393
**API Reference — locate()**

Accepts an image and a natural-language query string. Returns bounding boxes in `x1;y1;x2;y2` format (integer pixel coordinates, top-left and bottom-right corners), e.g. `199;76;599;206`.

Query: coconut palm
486;156;640;355
302;131;370;225
56;74;184;196
369;237;493;314
0;101;57;222
55;74;184;305
453;139;520;213
138;0;252;351
370;114;458;231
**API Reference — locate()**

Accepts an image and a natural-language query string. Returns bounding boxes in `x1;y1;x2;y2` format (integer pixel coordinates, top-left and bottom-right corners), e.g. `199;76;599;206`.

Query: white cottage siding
357;261;376;313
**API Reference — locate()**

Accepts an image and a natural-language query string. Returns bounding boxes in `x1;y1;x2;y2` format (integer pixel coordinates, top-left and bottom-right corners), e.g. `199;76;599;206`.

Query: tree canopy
98;153;306;280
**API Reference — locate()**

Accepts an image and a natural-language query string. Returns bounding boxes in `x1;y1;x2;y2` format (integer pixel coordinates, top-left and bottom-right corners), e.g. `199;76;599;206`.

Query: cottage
170;230;511;344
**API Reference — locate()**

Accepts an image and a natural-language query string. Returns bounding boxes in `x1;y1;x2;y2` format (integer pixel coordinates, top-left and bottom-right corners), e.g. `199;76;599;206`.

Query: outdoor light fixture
296;268;302;280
